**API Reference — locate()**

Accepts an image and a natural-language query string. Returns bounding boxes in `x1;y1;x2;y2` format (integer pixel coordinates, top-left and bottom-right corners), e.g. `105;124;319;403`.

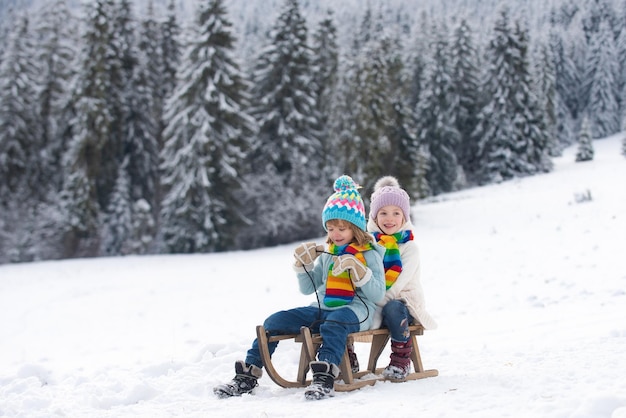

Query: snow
1;134;626;418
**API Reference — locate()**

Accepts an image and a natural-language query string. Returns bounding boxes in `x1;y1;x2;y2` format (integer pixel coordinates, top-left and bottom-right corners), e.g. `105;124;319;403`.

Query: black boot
382;339;412;380
213;360;262;398
304;361;339;400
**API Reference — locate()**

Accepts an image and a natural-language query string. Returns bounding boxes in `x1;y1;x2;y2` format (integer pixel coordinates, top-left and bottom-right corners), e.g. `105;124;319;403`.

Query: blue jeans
246;306;360;368
381;299;414;342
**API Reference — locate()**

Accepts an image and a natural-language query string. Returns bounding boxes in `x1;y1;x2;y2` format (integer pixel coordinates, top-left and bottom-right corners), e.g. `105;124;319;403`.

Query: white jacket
367;218;438;330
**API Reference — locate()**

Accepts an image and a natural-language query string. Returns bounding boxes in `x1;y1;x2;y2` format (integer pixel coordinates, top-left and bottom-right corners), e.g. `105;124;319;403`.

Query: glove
294;242;324;267
332;254;368;283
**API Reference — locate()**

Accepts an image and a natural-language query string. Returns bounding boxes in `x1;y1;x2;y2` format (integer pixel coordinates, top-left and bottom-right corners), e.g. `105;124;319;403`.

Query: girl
365;176;437;380
214;175;386;400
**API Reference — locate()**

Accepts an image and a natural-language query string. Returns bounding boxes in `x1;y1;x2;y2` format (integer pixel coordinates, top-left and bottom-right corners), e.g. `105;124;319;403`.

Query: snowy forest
1;0;625;265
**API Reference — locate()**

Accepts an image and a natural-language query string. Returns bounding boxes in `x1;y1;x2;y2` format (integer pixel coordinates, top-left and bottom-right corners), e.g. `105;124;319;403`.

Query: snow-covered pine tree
311;9;338;175
405;11;430;111
615;15;626;113
360;36;407;189
415;19;461;195
4;0;81;263
120;0;161;250
55;0;117;257
33;0;78;195
102;158;133;255
95;0;130;209
159;0;181;128
510;20;553;175
547;20;576;149
533;37;561;157
557;22;587;126
575;117;594;162
242;0;324;247
587;20;620;139
160;0;255;253
580;0;619;43
96;0;144;233
327;7;374;184
0;13;40;262
0;12;42;202
474;8;552;184
473;8;520;184
388;101;426;199
339;7;410;191
450;18;482;184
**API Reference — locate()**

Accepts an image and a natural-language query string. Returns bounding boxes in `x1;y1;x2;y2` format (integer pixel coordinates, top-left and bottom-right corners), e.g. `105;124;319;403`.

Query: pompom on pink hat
369;176;411;222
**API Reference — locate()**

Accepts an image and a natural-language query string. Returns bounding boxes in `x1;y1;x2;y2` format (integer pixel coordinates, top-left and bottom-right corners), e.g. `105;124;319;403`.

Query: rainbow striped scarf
324;242;372;307
373;230;414;289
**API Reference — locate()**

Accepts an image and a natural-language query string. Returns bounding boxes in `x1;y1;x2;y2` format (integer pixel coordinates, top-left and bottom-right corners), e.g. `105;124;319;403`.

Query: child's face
375;205;405;235
326;220;355;246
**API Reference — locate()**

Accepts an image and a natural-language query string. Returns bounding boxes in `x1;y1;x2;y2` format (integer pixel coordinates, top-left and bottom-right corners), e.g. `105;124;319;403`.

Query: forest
0;0;625;264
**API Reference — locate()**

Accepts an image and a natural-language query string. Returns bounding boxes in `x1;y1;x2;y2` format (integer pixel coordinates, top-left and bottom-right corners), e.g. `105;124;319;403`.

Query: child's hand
332;255;367;283
294;242;324;267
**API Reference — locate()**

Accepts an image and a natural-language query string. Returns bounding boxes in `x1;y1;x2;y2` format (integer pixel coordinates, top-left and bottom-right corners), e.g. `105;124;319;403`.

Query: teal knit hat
322;175;366;231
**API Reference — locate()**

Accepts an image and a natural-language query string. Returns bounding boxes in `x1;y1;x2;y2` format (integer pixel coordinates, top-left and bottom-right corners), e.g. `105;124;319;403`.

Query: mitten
331;254;368;283
294;242;324;267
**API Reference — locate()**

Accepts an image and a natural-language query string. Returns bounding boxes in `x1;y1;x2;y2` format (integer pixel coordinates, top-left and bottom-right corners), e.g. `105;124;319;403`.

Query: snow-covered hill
1;134;625;417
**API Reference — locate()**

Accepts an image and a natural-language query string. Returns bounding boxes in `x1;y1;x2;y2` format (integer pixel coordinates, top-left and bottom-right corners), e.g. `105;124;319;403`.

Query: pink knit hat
369;176;411;222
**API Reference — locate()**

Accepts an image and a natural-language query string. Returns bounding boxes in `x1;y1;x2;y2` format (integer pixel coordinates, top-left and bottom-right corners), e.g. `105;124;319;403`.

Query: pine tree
473;8;552;184
587;20;620;139
122;0;161;247
101;0;134;206
102;158;133;255
450;18;482;183
581;0;619;42
326;55;360;179
0;12;40;262
33;0;78;194
56;0;117;256
615;19;626;112
329;7;373;184
510;21;553;175
575;117;594;162
389;101;426;199
160;0;255;253
153;0;180;229
406;11;430;110
243;0;324;247
160;0;181;108
336;7;412;191
311;9;338;172
0;13;41;201
415;20;461;195
533;38;561;157
358;36;403;188
548;22;576;148
560;24;587;124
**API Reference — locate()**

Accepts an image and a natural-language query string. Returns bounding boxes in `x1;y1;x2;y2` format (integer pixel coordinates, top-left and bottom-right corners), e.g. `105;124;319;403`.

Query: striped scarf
324;242;372;307
373;230;414;289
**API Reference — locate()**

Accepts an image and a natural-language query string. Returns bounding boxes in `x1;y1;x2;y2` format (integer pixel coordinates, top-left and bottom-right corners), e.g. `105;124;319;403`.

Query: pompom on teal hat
322;175;366;231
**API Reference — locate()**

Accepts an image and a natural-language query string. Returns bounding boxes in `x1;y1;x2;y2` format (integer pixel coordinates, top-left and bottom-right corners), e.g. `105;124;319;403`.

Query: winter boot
346;343;359;373
382;339;412;381
213;360;262;398
304;361;339;400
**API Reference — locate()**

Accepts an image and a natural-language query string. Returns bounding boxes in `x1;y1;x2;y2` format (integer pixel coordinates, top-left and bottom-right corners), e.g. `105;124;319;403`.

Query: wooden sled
256;323;438;392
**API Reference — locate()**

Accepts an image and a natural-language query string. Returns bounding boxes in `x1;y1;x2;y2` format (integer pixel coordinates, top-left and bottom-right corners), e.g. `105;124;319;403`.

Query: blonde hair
325;219;374;247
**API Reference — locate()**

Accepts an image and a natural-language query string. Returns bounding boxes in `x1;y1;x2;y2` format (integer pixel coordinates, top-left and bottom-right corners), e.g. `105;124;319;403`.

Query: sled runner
256;323;438;392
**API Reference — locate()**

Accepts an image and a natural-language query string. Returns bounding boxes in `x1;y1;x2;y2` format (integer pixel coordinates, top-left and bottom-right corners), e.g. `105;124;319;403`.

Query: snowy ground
1;134;625;418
